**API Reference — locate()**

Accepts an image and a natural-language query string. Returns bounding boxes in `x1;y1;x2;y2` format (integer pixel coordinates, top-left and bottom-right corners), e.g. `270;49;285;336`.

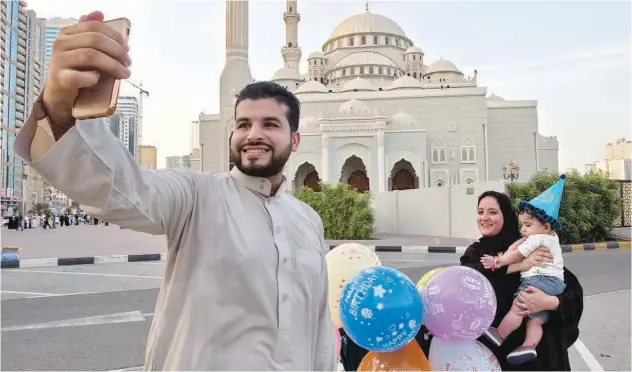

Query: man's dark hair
234;81;301;132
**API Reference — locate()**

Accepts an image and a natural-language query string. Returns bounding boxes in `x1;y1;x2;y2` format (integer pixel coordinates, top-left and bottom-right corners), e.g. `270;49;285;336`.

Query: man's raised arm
14;11;197;236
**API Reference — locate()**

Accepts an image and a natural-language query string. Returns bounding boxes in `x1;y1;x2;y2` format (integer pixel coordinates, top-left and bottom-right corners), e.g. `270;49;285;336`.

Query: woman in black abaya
340;191;583;371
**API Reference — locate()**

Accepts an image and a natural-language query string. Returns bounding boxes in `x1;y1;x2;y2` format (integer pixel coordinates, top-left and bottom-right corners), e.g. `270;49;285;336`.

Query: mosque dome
387;75;424;91
333;51;399;69
405;46;423;55
339;99;371;115
300;116;320;132
487;94;505;101
328;10;408;40
425;58;462;75
341;77;375;92
308;51;325;59
391;111;418;128
296;80;329;94
271;67;303;81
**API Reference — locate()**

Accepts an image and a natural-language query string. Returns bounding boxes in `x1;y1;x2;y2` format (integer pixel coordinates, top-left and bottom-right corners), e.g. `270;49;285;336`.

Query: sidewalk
1;225;474;260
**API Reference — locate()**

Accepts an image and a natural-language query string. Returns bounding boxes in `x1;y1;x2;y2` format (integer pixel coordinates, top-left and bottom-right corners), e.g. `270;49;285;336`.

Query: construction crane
124;79;149;146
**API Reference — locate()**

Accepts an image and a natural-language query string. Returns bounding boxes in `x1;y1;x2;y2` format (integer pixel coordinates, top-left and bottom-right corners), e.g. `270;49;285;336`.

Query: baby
480;193;567;364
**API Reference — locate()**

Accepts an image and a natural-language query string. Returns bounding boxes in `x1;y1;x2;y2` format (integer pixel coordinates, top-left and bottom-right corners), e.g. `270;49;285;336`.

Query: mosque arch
294;162;321;192
388;159;419;191
340;155;369;192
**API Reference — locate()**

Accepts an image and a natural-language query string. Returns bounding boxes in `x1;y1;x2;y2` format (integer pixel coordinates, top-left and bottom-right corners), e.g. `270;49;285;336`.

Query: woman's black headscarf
473;190;521;255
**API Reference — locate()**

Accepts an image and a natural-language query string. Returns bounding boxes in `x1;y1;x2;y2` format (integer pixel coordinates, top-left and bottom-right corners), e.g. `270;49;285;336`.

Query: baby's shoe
483;327;505;347
507;345;537;364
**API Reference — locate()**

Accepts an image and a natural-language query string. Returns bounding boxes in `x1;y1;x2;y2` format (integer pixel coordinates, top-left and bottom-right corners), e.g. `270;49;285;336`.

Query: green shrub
295;183;375;240
507;170;623;244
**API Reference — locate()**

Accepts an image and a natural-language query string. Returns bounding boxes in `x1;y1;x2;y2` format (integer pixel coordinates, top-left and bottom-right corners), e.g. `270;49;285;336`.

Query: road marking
584;289;630;298
1;290;62;296
1;311;147;332
573;339;605;371
4;269;163;279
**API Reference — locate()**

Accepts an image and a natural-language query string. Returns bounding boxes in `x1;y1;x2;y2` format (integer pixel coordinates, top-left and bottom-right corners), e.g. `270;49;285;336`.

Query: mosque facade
196;0;559;193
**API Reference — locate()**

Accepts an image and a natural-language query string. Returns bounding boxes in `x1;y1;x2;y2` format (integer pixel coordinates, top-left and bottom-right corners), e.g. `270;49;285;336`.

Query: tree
28;202;51;216
295;183;375;240
507;170;623;244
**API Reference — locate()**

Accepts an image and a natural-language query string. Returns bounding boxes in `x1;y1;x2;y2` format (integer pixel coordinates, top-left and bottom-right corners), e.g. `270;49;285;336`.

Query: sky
27;0;631;170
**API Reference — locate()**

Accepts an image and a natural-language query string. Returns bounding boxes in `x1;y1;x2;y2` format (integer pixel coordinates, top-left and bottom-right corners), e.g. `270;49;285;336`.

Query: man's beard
230;141;291;178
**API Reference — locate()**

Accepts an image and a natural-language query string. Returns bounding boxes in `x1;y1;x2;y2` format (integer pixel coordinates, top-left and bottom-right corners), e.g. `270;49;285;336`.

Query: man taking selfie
15;11;336;371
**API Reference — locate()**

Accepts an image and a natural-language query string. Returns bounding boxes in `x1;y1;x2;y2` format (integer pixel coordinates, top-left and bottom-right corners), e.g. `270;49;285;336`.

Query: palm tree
29;202;51;216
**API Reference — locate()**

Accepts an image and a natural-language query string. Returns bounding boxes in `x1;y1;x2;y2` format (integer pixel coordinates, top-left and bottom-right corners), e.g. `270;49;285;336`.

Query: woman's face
477;196;504;237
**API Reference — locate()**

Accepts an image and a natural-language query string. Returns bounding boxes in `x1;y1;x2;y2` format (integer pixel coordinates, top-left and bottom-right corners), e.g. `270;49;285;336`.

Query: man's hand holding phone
43;11;131;138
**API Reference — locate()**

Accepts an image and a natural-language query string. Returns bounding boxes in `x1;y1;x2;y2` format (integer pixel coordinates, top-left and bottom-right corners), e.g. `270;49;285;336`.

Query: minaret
281;0;301;71
217;0;253;172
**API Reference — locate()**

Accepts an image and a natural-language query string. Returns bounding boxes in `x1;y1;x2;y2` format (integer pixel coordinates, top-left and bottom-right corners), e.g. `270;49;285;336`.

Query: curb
1;253;165;269
2;242;630;269
561;241;631;253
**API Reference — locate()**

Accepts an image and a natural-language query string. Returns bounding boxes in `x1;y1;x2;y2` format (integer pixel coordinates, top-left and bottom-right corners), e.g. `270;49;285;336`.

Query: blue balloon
339;266;424;352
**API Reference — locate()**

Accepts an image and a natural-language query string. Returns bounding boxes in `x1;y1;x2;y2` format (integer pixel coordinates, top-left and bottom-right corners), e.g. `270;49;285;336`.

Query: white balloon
429;338;501;371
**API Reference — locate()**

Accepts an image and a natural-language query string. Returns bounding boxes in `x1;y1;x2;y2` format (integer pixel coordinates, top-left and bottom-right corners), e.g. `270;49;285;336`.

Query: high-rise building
1;0;46;216
138;145;157;170
166;155;191;169
43;17;76;75
116;95;139;159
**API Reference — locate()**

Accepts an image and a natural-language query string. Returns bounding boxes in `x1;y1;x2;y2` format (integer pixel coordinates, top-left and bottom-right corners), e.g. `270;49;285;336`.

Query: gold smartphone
72;18;131;120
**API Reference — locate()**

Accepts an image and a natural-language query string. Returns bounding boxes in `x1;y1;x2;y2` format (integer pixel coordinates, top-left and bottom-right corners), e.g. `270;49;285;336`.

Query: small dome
299;116;320;132
487;94;505;101
272;67;303;81
308;51;325;59
333;51;399;69
341;77;375;92
296;80;329;94
405;46;423;55
425;58;462;75
329;11;407;40
387;75;424;91
391;111;418;128
338;99;370;115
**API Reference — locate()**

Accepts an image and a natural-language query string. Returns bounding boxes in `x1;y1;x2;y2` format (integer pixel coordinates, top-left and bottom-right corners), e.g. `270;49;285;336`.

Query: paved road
1;250;630;371
1;225;474;260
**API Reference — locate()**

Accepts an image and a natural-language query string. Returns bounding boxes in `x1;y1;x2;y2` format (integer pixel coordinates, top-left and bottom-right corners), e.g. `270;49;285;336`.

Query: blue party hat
518;174;566;230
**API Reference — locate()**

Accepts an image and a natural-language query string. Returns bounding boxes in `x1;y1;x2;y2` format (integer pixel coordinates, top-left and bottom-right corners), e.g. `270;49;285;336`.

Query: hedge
507;170;623;245
295;183;374;240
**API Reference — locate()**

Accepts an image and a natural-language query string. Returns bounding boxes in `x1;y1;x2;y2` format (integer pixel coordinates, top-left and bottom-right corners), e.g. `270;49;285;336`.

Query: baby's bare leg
497;302;525;339
523;316;545;347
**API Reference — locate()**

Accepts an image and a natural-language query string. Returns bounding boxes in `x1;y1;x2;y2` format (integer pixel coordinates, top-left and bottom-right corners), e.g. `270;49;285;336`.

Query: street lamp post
502;161;520;182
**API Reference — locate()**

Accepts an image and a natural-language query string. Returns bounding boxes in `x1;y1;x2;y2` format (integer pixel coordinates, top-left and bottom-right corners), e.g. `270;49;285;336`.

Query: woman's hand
480;254;496;269
520;247;553;272
514;286;560;316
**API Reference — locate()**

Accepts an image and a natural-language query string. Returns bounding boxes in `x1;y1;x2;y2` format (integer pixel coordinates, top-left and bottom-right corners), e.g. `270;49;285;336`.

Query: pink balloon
422;266;496;341
333;324;342;358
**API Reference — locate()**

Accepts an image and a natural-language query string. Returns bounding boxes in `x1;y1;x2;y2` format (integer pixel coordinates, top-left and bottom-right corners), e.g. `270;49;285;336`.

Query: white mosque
195;0;559;193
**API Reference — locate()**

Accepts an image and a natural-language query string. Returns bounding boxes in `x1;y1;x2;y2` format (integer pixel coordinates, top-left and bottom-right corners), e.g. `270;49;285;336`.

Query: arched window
373;35;378;44
288;42;292;47
385;37;390;45
361;35;366;45
369;67;374;74
289;6;292;12
348;37;354;46
341;69;346;76
460;138;476;163
378;67;383;74
360;66;365;74
431;139;447;164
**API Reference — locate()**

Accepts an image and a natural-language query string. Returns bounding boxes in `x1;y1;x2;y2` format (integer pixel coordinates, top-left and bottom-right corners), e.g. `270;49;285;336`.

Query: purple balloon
422;266;496;341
